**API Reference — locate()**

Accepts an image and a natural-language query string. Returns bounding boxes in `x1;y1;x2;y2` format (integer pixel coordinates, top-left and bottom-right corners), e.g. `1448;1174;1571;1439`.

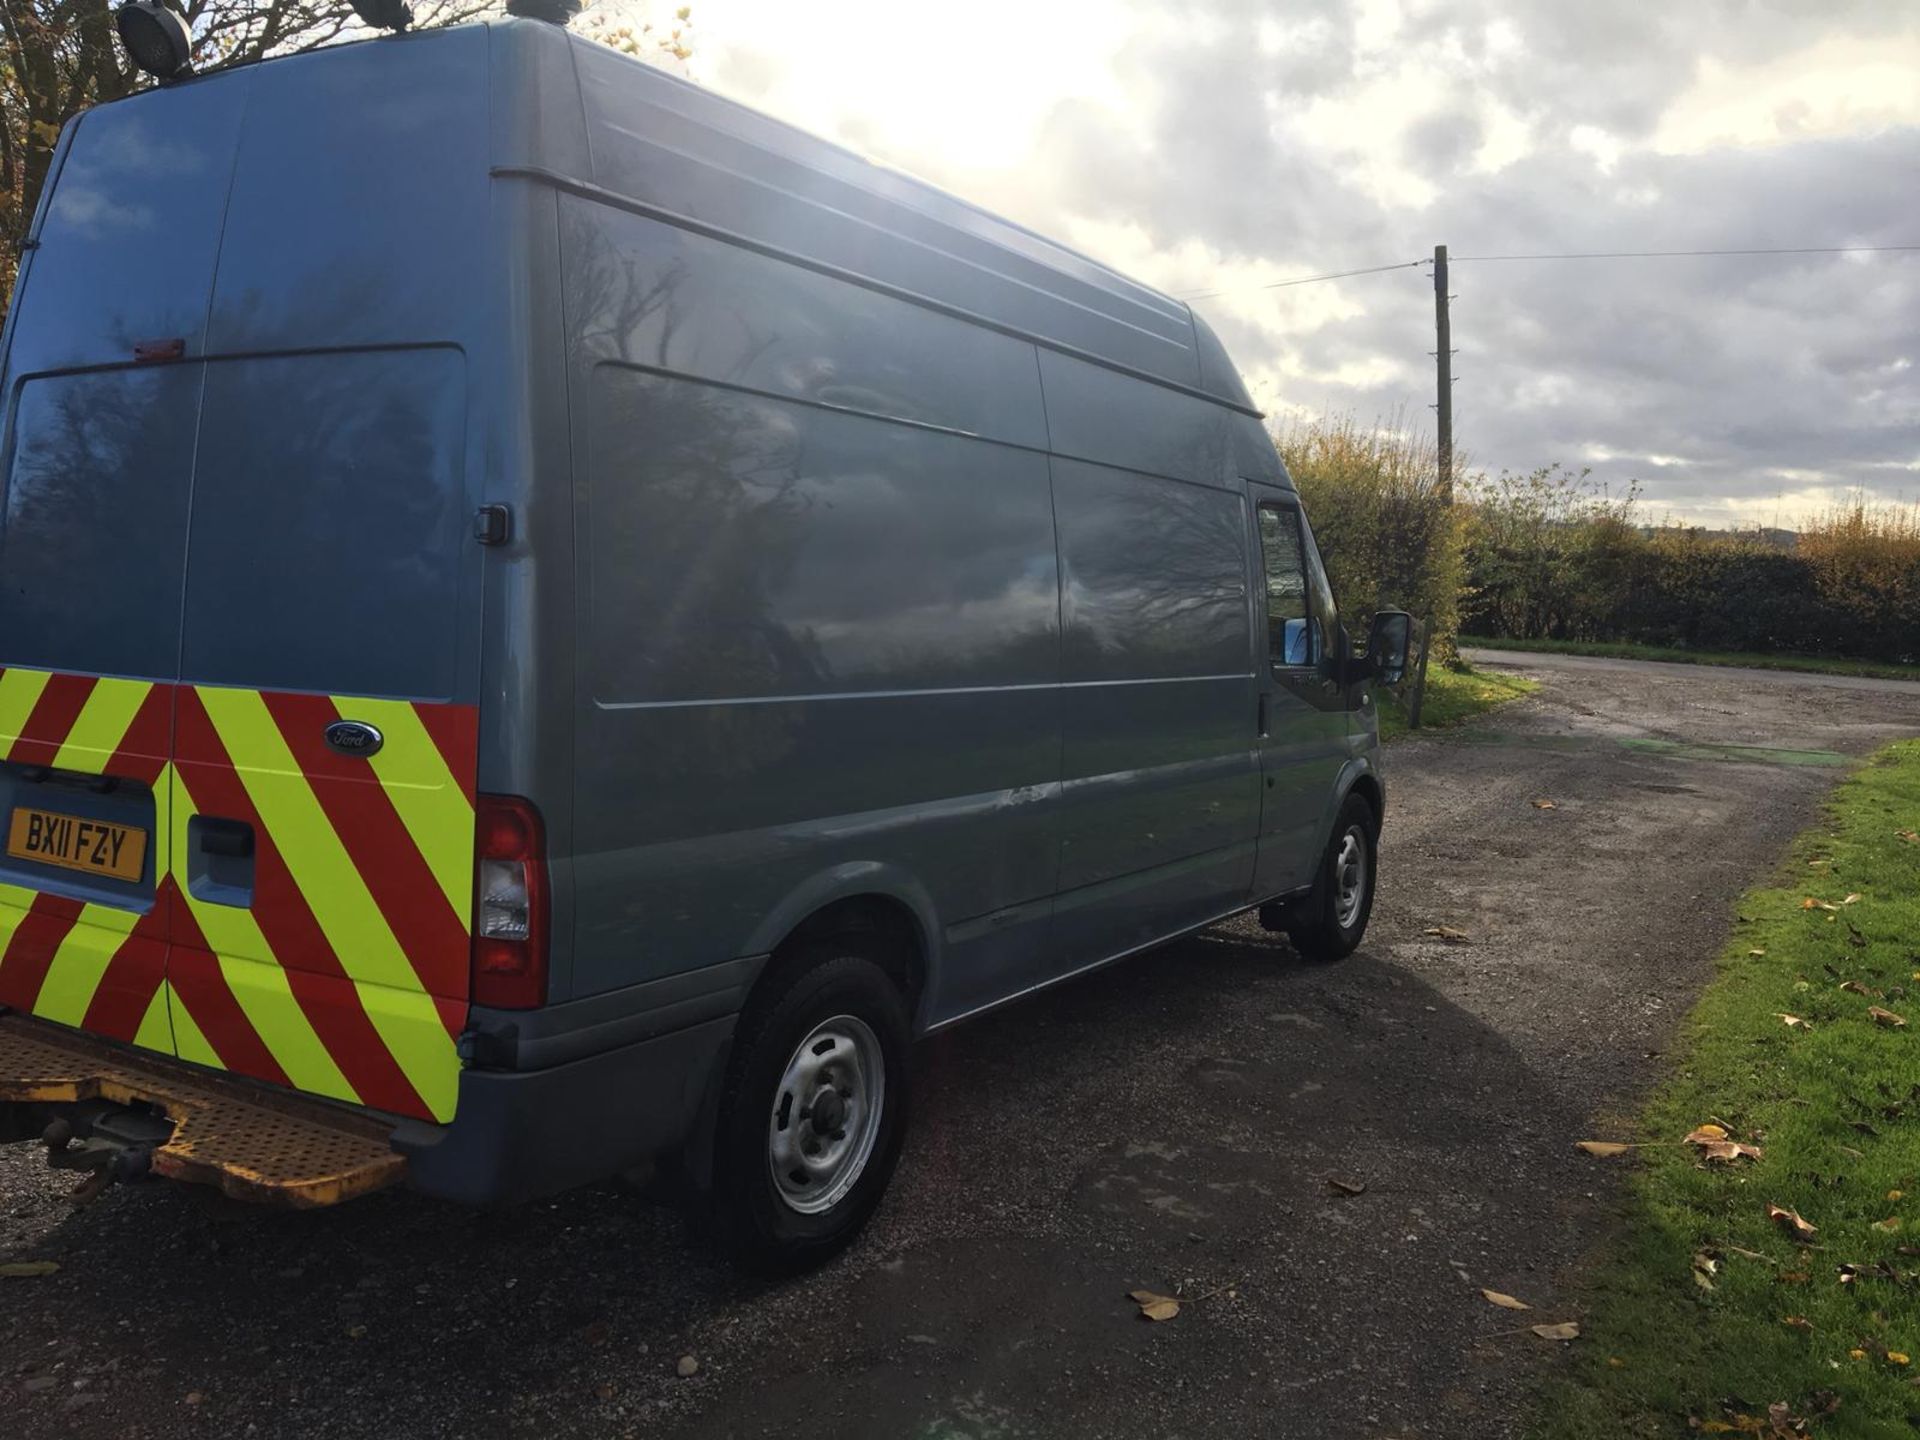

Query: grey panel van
0;13;1410;1266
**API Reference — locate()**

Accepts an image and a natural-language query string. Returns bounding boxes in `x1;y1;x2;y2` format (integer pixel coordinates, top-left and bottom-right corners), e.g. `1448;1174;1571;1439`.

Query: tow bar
40;1100;173;1205
1;1015;406;1208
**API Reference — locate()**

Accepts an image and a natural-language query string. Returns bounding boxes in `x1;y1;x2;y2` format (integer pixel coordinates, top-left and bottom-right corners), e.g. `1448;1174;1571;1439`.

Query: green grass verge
1377;662;1539;741
1539;740;1920;1438
1460;635;1920;684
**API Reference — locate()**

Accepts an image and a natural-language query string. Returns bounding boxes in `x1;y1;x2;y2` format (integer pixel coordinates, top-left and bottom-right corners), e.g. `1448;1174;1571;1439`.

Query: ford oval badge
325;720;384;758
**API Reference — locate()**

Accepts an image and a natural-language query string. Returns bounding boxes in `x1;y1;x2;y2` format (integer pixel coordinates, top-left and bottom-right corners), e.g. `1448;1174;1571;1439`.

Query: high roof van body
0;18;1407;1262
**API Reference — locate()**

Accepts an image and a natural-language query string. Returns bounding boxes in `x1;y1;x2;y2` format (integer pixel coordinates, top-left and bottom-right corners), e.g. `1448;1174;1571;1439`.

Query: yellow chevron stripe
194;686;458;1118
215;952;359;1105
51;677;151;773
0;666;52;748
168;764;361;1106
31;904;139;1027
333;695;473;922
169;981;224;1071
131;981;173;1055
21;683;163;1026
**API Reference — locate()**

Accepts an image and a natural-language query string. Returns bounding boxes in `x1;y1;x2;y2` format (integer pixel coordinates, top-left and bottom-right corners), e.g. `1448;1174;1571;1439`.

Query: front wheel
712;945;911;1271
1283;793;1379;961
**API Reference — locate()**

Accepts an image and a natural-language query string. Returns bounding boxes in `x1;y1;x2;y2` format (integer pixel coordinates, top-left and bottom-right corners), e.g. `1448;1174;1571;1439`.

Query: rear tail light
471;795;548;1009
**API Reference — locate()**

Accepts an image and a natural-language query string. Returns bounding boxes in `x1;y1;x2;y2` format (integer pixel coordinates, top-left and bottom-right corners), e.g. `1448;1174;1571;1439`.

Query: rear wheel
712;944;911;1271
1282;793;1379;961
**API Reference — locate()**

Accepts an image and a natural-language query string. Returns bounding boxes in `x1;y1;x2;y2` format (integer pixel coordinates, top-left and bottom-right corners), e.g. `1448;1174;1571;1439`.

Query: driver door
1248;485;1351;899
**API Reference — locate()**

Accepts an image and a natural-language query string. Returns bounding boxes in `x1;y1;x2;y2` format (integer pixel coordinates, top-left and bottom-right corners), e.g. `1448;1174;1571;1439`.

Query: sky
639;0;1918;528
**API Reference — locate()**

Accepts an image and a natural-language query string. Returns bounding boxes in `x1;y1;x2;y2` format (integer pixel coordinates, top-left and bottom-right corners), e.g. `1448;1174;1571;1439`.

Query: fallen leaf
1840;979;1874;996
1134;1292;1181;1322
0;1261;59;1278
1891;1352;1912;1366
1692;1252;1718;1291
1481;1288;1531;1311
1890;1190;1905;1202
1804;897;1839;912
1685;1123;1730;1143
1872;1217;1903;1233
1897;829;1918;844
1325;1176;1367;1196
346;1324;368;1340
1423;925;1470;942
1748;948;1767;957
1693;1422;1735;1435
1530;1321;1579;1342
184;1393;206;1408
1851;1348;1868;1360
1531;798;1557;809
1576;1141;1636;1157
1778;1270;1811;1285
1870;1007;1908;1029
1699;1140;1764;1163
1781;1315;1813;1332
1843;893;1863;905
1768;1204;1818;1243
1777;1013;1810;1029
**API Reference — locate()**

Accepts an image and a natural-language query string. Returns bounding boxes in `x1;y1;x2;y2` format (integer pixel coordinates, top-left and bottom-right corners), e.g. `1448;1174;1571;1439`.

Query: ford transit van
0;15;1410;1266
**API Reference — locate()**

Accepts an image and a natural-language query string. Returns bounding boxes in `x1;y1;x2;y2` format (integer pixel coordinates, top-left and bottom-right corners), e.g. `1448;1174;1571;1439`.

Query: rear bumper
392;1012;737;1207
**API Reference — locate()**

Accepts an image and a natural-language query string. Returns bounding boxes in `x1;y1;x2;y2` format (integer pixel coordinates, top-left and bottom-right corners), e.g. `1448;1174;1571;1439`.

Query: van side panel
564;33;1203;393
562;199;1063;1018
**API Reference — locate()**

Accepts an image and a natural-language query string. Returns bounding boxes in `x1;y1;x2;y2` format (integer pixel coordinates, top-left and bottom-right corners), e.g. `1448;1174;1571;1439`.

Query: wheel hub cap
768;1014;885;1216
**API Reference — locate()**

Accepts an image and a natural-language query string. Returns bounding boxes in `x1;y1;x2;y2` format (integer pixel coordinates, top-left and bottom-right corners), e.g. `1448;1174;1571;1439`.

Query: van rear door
0;72;247;1062
0;34;490;1124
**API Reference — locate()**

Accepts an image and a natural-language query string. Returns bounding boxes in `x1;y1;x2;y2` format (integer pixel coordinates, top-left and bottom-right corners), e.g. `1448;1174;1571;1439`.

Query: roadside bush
1273;414;1466;654
1460;473;1920;665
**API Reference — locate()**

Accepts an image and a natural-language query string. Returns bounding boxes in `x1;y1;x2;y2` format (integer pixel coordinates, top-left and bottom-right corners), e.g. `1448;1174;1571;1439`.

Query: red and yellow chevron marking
0;666;477;1125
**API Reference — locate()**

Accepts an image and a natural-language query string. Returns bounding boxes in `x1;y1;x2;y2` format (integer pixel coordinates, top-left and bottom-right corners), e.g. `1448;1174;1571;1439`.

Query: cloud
694;0;1920;524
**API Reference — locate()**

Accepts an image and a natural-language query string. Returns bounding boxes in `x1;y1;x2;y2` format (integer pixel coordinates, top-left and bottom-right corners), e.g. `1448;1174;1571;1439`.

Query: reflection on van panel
0;16;1406;1266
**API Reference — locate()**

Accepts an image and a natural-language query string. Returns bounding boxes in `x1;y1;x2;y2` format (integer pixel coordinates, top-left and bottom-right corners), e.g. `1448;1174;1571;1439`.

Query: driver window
1256;502;1321;668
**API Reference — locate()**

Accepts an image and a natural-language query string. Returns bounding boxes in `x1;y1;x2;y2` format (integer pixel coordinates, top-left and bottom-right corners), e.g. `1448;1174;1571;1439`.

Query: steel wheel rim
1333;827;1367;929
767;1014;886;1216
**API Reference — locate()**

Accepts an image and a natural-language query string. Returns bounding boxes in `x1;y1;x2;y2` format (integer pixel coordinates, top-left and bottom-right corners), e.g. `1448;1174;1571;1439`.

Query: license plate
6;807;148;882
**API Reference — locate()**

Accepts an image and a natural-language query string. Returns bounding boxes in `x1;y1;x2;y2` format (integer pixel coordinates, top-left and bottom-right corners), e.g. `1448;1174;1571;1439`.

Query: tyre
1283;792;1379;962
712;943;912;1271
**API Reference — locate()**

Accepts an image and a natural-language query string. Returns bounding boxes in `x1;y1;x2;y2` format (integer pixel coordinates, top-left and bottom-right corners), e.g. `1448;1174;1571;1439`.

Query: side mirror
1365;611;1413;686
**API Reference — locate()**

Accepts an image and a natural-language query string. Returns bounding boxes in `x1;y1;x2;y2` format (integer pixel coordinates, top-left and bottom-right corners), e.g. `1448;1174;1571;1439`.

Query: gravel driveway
5;653;1918;1440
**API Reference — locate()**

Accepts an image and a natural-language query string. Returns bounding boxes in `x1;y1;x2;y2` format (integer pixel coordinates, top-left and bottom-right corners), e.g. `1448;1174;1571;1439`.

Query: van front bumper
392;1012;737;1207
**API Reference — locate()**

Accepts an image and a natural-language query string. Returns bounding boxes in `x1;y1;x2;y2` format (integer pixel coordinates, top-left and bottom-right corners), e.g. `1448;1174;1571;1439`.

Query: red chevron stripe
166;893;291;1088
80;891;170;1044
260;691;468;1000
7;671;98;767
107;682;174;788
413;701;478;808
0;892;86;1014
172;689;430;1118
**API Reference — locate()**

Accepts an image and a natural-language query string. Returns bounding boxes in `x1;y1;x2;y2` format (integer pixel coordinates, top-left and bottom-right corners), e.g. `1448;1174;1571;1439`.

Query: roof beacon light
505;0;584;25
349;0;414;31
114;1;192;82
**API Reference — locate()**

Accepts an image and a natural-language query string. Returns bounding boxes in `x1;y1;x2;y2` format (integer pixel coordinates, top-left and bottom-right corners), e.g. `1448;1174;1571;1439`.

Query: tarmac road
5;653;1918;1440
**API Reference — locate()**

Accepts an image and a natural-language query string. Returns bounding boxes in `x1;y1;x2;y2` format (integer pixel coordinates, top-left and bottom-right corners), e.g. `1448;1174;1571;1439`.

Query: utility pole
1407;243;1451;729
1434;242;1452;501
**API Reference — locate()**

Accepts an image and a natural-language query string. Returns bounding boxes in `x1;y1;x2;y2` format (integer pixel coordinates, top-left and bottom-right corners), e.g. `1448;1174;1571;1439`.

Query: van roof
491;19;1259;414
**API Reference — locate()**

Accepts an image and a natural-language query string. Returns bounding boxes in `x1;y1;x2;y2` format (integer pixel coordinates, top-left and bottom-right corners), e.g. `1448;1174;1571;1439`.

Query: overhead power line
1178;260;1424;301
1447;244;1920;262
1180;243;1920;301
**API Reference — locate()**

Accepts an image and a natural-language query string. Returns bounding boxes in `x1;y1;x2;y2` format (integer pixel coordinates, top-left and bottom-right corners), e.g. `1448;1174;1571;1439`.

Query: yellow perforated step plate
0;1015;404;1207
